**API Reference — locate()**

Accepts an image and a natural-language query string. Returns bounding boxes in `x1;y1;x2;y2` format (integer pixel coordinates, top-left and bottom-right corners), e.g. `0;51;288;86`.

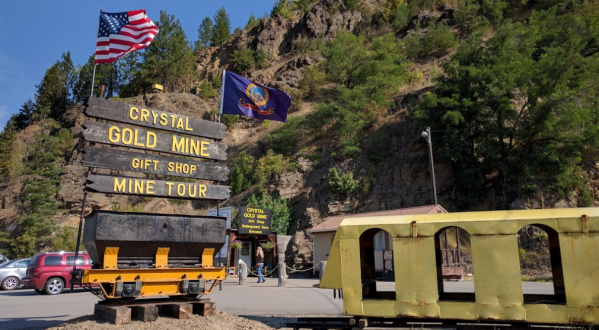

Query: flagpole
218;69;226;123
90;64;97;97
90;8;102;97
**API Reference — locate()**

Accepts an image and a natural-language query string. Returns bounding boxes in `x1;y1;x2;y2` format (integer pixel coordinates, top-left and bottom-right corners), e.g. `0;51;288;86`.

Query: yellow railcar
320;208;599;325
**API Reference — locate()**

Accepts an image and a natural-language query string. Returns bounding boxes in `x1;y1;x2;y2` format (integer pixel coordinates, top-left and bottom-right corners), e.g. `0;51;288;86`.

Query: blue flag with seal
220;70;291;122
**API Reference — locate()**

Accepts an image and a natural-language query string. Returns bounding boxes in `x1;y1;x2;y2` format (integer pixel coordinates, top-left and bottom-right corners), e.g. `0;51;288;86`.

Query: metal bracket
104;247;119;269
155;247;170;269
582;214;589;234
202;248;215;267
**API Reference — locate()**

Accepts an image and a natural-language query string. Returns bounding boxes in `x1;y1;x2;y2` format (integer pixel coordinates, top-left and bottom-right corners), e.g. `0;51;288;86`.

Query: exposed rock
286;229;313;275
510;199;528;210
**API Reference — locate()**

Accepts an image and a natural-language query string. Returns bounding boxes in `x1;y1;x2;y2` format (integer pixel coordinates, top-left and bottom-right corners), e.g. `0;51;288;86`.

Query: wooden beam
85;96;226;140
82;121;227;160
82;147;229;181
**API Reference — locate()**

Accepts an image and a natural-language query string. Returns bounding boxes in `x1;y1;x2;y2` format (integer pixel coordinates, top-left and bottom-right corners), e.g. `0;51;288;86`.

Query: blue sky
0;0;275;130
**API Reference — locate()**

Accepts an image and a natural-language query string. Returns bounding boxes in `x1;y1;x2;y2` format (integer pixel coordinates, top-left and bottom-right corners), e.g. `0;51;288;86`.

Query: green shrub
282;86;303;113
404;23;457;59
52;227;77;252
293;0;317;14
230;151;256;194
392;2;411;31
198;81;216;99
255;150;290;190
231;47;255;73
328;168;360;198
255;47;268;69
267;116;305;156
261;120;272;130
221;114;239;129
211;73;222;89
271;0;294;19
344;0;361;10
299;65;326;98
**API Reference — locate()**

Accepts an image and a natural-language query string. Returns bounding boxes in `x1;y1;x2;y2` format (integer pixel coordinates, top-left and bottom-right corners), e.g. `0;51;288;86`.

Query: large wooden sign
82;147;229;181
86;174;230;200
85;96;226;140
82;121;227;160
239;206;272;235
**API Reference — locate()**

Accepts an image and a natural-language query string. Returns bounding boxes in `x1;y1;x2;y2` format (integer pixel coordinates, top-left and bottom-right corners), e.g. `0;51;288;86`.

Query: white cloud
0;105;7;118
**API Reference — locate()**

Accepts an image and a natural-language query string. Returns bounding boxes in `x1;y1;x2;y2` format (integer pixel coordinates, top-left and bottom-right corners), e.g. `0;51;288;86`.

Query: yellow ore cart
80;211;226;300
320;207;599;325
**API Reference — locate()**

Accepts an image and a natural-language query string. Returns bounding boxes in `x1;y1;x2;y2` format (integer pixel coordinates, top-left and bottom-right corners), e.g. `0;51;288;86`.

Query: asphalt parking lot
0;279;553;330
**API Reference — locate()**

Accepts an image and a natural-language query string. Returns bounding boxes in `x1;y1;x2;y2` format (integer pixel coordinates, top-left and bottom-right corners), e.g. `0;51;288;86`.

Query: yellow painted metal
103;247;119;269
155;247;170;269
202;248;215;267
319;207;599;325
81;267;225;299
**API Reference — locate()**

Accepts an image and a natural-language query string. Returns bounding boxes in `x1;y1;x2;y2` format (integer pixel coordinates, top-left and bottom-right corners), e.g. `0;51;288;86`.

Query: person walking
256;246;266;283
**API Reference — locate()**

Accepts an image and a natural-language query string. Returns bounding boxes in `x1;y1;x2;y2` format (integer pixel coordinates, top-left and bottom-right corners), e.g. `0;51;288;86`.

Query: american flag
95;10;159;64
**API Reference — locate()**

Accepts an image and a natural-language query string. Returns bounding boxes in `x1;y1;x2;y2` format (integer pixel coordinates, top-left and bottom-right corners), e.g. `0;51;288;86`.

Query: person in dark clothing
256;246;265;283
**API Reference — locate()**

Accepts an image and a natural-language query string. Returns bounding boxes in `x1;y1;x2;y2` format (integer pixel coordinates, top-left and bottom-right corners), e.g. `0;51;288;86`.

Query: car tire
1;276;19;290
45;277;64;295
34;289;45;294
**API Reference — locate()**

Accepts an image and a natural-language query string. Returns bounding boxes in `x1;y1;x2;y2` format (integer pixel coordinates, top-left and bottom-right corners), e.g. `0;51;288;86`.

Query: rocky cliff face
1;0;592;271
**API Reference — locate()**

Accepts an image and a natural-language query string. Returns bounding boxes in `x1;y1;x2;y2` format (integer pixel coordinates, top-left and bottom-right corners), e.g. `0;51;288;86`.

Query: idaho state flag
220;70;291;122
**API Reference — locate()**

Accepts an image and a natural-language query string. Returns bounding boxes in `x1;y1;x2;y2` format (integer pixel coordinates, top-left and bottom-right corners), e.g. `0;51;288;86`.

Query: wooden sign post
86;174;230;200
82;147;229;181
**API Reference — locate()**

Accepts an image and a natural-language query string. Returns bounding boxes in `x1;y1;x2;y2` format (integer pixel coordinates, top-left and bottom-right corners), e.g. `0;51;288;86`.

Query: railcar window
360;228;396;300
435;226;475;301
517;224;565;304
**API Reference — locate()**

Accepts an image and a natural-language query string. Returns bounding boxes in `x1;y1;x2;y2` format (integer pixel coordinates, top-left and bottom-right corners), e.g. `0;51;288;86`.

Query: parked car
21;252;92;295
0;253;8;264
0;258;30;290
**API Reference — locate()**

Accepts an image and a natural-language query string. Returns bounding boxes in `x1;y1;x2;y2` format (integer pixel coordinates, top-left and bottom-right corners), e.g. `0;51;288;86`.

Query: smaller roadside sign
208;207;233;258
239;206;272;235
208;206;232;229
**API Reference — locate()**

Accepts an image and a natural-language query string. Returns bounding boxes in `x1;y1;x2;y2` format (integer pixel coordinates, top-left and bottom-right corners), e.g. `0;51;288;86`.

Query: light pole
421;127;438;205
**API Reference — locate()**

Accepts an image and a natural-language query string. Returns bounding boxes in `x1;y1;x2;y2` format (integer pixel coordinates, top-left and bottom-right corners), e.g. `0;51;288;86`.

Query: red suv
22;252;92;295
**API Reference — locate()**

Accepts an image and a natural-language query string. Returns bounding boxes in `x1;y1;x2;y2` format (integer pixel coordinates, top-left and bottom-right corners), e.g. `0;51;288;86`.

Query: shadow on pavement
0;315;74;330
239;315;298;329
0;288;90;297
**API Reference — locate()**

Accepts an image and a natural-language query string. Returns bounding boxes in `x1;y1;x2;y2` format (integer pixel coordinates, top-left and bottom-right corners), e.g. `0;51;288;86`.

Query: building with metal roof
309;204;448;275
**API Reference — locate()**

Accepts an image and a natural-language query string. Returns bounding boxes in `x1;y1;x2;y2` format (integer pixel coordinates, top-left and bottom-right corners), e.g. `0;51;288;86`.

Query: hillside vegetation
0;0;597;261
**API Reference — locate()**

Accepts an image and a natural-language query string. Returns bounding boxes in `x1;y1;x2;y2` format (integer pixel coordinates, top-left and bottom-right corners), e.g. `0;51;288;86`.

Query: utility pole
421;127;438;205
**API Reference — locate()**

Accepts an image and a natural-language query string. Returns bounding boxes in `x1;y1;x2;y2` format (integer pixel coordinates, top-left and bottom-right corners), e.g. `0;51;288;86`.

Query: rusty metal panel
362;300;396;317
340;235;364;316
395;237;440;318
438;302;477;320
525;304;568;324
560;233;599;307
319;232;342;290
470;234;525;321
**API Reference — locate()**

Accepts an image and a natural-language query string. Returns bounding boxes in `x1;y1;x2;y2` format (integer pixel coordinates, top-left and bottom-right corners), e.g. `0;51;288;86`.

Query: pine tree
211;6;231;46
245;13;258;30
142;10;197;92
118;52;144;98
197;17;213;49
14;99;35;129
34;52;75;121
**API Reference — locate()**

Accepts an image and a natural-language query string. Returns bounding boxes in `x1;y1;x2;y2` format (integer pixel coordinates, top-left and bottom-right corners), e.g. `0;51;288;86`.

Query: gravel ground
47;312;282;330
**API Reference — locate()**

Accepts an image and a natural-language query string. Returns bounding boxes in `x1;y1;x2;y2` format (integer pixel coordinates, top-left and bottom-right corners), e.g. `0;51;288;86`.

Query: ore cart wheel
45;277;64;295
